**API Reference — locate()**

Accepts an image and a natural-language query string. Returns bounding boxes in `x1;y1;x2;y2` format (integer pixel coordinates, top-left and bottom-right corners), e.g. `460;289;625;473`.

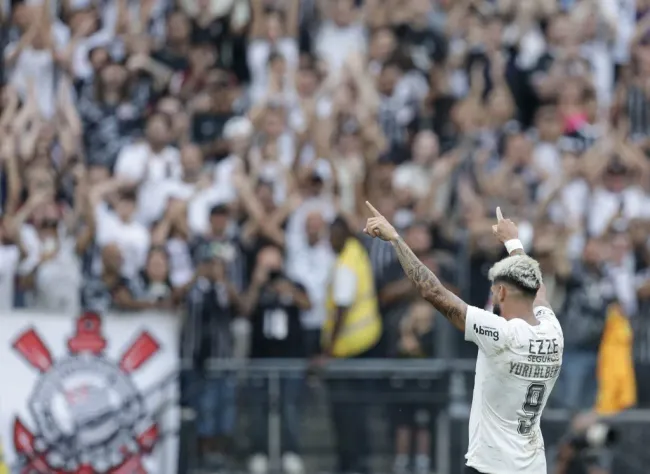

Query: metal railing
179;358;650;474
180;358;474;474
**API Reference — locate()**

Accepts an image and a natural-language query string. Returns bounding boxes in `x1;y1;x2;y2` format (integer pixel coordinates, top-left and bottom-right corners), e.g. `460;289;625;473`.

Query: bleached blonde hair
487;255;542;295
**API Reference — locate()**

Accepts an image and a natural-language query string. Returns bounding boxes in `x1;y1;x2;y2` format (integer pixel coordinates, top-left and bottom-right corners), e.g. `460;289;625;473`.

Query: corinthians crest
11;313;168;474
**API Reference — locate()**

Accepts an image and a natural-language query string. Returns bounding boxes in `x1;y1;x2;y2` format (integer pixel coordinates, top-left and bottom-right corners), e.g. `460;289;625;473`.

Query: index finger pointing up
496;206;504;222
365;201;382;217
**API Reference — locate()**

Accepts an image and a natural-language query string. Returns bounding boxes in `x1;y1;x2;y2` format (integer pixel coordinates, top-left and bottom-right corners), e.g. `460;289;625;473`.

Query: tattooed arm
364;201;468;330
391;236;468;331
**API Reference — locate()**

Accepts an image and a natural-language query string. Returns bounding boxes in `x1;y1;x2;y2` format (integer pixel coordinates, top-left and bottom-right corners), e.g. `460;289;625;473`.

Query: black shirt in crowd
190;16;250;83
190;235;247;291
192;112;234;145
152;48;190;72
561;263;615;352
80;275;134;313
183;278;236;366
394;22;448;71
191;17;229;46
250;276;306;359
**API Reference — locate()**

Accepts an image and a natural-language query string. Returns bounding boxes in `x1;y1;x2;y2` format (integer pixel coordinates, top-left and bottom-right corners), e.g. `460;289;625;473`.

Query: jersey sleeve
535;306;564;337
534;306;556;319
464;306;510;356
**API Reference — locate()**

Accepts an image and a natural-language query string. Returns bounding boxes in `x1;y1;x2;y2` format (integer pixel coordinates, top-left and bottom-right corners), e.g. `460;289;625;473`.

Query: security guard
321;216;382;474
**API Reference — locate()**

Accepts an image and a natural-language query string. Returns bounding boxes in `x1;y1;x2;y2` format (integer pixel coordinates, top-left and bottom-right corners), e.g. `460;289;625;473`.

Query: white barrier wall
0;310;180;474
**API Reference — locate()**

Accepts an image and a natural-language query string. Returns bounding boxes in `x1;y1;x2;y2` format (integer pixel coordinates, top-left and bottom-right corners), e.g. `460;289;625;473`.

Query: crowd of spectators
2;0;650;472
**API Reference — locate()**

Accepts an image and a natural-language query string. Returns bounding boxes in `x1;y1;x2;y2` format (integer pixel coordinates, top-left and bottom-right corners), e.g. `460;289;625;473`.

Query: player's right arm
492;207;552;311
364;201;468;331
390;234;467;331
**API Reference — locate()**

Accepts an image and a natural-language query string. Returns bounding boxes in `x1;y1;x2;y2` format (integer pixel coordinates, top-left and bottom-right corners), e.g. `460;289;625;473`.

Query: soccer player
364;202;563;474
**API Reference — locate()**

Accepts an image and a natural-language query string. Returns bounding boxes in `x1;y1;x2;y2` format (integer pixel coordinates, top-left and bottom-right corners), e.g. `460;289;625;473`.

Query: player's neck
501;301;539;325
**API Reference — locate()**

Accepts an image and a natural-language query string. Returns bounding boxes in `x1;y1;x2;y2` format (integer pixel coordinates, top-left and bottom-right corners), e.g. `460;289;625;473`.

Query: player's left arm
493;208;553;312
507;247;552;309
533;281;552;310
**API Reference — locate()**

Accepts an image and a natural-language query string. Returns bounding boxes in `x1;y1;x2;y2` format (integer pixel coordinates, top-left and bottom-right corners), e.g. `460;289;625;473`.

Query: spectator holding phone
181;244;241;471
244;245;310;474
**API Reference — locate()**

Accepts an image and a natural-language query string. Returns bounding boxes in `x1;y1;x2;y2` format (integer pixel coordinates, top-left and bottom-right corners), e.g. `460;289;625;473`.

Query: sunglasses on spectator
41;220;59;229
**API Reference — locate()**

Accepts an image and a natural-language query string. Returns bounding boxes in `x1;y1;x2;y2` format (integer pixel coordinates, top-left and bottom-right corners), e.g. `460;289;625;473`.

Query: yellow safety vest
596;303;636;415
323;238;382;357
0;436;8;474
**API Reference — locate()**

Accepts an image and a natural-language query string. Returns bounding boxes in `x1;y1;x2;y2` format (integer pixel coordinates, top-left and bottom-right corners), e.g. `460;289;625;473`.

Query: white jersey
464;305;564;474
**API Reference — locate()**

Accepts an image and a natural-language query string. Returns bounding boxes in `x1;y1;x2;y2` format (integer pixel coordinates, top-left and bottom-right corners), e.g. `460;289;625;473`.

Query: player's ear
498;284;507;304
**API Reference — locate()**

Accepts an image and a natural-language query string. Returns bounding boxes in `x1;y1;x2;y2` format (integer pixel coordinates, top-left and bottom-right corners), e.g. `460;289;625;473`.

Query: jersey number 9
518;383;547;436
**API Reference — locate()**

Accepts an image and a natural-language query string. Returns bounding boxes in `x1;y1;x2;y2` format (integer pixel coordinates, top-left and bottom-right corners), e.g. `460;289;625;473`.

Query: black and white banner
0;310;180;474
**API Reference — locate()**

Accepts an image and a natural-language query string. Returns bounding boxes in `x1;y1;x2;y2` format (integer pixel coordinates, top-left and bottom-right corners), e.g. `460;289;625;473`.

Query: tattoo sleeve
391;236;467;331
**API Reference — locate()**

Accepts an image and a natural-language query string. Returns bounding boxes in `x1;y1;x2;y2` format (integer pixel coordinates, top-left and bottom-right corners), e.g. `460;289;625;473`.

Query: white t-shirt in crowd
247;38;299;102
506;25;546;71
532;142;562;183
18;222;80;311
166;237;194;288
581;40;614;108
604;0;636;64
287;239;335;329
17;225;42;276
315;21;366;75
161;176;236;237
114;142;182;225
186;188;235;236
332;263;357;307
607;258;638;317
115;142;182;183
96;209;150;279
464;305;564;474
100;0;166;43
289;96;333;137
71;29;115;80
285;197;336;253
212;154;243;203
0;245;20;312
586;186;650;237
554;179;590;232
5;46;57;118
330;153;363;214
249;134;297;204
393;163;431;200
162;179;197;202
34;236;81;313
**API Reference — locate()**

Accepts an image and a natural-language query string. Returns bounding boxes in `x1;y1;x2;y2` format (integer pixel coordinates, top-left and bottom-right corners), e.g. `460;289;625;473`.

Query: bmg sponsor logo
474;324;499;342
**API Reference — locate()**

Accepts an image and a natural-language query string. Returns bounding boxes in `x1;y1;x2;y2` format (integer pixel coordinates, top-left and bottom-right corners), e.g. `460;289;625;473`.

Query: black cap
210;203;230;216
119;189;137;202
641;33;650;46
606;159;628;176
310;172;324;184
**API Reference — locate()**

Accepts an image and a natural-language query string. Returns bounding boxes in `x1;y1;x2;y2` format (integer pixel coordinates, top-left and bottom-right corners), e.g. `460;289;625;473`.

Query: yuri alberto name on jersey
511;337;561;380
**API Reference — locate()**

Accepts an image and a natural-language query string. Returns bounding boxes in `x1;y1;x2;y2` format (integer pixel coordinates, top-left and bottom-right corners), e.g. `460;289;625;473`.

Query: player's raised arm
364;201;468;331
492;207;552;310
